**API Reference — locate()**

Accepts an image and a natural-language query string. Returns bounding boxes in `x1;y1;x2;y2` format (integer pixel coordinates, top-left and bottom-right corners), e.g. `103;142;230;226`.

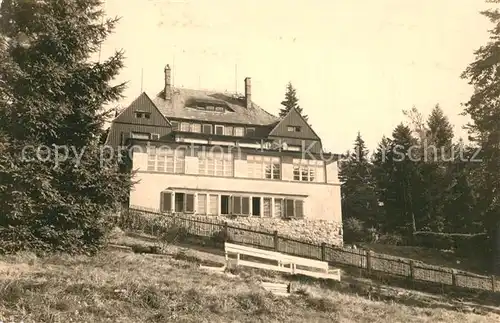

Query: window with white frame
191;123;201;133
231;196;250;215
215;125;224;135
224;126;233;136
208;194;218;215
147;146;185;173
131;132;150;140
247;155;280;180
292;159;324;182
180;122;190;132
274;198;304;218
234;127;244;136
198;151;233;177
197;193;207;214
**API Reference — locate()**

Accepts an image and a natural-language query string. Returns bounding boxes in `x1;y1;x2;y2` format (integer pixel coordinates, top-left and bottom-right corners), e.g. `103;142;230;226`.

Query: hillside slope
0;250;498;323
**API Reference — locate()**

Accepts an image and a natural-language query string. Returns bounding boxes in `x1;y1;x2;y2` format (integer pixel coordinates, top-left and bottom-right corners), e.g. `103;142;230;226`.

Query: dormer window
171;121;179;130
287;126;301;132
135;111;151;119
215;106;224;112
206;106;215;111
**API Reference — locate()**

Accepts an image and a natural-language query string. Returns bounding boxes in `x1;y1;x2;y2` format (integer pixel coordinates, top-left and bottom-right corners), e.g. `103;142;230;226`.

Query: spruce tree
0;0;131;253
373;125;421;238
461;7;500;270
339;132;379;231
279;82;308;121
427;104;454;149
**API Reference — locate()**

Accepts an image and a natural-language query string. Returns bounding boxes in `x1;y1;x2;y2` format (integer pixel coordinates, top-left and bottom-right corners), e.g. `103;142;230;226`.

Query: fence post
273;231;279;251
451;270;457;287
223;222;228;242
492;275;496;292
409;260;415;281
366;250;372;274
321;243;326;261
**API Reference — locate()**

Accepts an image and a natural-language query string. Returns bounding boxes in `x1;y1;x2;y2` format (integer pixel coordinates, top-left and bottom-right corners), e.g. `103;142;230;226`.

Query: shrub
343;217;368;243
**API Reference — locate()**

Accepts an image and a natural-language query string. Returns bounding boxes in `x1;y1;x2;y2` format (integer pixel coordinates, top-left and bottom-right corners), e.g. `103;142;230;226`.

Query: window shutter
295;200;304;219
232;196;241;214
197;194;207;214
285;199;295;218
242;197;250;215
121;132;131;145
161;192;172;212
185;194;195;213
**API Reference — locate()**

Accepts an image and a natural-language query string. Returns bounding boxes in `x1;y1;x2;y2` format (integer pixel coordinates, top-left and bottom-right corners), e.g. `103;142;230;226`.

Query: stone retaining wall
128;207;344;247
186;214;343;247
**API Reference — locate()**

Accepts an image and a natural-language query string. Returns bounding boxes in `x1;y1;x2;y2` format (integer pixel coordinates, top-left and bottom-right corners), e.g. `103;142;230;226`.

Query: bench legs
225;252;240;268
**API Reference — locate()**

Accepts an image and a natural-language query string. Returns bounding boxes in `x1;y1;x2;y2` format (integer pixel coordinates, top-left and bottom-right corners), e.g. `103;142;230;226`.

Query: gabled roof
114;92;171;126
151;88;278;126
268;107;321;140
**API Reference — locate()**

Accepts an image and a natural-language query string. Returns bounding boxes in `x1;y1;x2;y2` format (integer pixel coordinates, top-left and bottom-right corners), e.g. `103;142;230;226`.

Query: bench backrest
225;243;286;261
225;243;328;270
280;254;329;270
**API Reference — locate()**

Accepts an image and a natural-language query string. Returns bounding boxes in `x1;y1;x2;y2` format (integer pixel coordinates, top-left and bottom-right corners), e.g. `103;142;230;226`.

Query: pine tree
0;0;131;253
339;132;379;232
279;82;308;121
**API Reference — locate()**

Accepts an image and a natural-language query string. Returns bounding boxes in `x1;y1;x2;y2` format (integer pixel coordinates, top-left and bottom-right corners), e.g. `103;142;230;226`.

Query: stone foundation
128;207;344;247
189;214;343;247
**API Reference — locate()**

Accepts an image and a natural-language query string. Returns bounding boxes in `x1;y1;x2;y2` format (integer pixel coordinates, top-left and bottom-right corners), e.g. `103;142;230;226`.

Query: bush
343;218;367;244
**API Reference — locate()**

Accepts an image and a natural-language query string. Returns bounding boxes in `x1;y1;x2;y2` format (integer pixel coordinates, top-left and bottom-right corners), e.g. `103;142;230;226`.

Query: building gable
115;92;170;127
268;108;320;141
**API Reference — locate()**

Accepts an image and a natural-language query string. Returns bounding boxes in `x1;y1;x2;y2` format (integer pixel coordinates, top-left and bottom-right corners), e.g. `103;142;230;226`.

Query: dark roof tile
151;88;278;126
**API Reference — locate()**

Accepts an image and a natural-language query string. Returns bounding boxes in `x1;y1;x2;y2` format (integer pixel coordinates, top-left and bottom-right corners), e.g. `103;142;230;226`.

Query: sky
100;0;498;153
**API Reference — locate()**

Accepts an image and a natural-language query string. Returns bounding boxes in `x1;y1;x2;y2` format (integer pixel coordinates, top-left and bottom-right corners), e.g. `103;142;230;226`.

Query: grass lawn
0;248;499;323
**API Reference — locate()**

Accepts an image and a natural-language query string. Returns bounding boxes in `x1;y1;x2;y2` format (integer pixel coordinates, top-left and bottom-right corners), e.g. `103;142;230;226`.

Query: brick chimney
244;77;251;109
164;64;171;100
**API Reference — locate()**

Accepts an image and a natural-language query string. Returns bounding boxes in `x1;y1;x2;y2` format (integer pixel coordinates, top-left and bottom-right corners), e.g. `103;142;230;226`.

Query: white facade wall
130;152;342;222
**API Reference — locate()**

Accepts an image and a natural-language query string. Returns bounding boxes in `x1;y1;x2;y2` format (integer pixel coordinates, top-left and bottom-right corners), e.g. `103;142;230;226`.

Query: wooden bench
224;242;341;281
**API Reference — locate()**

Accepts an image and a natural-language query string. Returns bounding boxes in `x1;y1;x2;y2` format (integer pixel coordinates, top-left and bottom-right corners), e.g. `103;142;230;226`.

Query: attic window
206;106;215;111
135;111;151;119
287;126;301;132
171;121;179;130
215;106;224;112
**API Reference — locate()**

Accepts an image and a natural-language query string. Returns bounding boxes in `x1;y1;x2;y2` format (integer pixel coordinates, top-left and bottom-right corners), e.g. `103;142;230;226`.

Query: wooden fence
117;207;500;294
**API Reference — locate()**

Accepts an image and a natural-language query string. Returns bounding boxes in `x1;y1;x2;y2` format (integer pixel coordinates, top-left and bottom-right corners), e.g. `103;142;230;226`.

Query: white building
106;65;342;222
